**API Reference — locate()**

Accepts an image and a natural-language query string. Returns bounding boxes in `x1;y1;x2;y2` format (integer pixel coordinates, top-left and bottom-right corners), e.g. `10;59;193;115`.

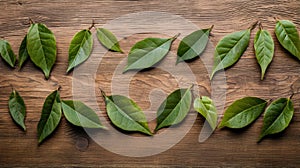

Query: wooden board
0;0;300;167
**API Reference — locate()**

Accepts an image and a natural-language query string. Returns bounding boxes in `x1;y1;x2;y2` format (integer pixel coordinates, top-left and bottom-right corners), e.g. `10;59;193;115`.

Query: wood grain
0;0;300;167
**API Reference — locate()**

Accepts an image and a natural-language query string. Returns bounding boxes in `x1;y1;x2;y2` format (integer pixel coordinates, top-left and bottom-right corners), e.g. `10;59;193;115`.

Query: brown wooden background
0;0;300;167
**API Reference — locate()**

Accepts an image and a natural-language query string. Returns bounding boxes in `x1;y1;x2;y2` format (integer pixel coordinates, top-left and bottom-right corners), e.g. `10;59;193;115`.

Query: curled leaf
18;35;29;69
211;29;251;80
102;92;152;135
67;29;93;72
258;98;294;142
194;96;218;129
8;89;26;131
254;27;274;80
0;39;16;67
37;90;61;144
62;100;105;128
177;26;212;63
155;87;192;131
219;97;267;129
275;20;300;59
123;35;178;73
96;28;123;52
27;23;56;79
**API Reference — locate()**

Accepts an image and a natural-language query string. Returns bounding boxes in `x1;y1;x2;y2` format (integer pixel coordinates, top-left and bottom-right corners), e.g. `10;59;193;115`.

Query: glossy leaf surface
211;29;250;79
177;27;211;63
103;93;152;135
8;89;26;131
123;36;176;73
37;90;61;144
259;98;294;142
155;87;192;131
254;28;274;80
18;35;29;69
67;29;93;72
275;20;300;59
219;97;267;129
27;23;56;79
62;100;105;128
0;39;16;67
96;28;123;52
194;96;218;129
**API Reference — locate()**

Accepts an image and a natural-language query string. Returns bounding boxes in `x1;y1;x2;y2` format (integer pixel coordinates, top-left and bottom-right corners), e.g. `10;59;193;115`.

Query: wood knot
75;136;89;152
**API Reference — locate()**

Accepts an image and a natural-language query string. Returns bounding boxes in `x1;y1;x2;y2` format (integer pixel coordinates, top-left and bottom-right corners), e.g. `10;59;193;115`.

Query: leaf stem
274;17;279;21
171;33;180;41
28;17;34;25
88;19;95;30
100;88;107;98
248;21;259;31
258;21;263;30
289;92;294;100
209;25;214;37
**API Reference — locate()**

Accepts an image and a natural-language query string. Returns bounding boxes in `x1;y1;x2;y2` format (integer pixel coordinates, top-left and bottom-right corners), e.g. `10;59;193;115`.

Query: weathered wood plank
0;0;300;167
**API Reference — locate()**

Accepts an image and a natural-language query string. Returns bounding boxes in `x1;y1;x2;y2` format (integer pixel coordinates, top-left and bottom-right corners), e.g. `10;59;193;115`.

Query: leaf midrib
277;21;300;54
40;93;59;135
128;38;171;68
71;30;90;66
107;97;149;132
34;24;49;69
219;30;249;61
157;89;190;128
262;100;289;136
225;102;265;124
181;29;209;58
63;101;101;127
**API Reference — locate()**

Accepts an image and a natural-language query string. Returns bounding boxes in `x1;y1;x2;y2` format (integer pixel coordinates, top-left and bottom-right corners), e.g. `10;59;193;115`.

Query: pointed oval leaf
218;97;267;129
62;100;105;128
37;90;61;144
194;96;218;129
259;98;294;142
18;35;29;69
254;29;274;80
27;23;56;79
67;29;93;72
275;20;300;59
211;29;251;80
0;39;16;67
177;27;212;63
8;89;26;131
155;87;192;131
103;94;152;135
96;28;123;53
123;36;176;73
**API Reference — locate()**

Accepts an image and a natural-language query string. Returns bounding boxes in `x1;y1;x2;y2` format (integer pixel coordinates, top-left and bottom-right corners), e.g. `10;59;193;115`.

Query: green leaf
254;28;274;80
62;100;105;128
258;98;294;142
67;29;93;72
8;89;26;131
275;20;300;59
155;87;192;131
102;92;152;135
177;26;212;63
27;23;56;79
37;90;61;144
218;97;267;129
194;96;218;129
123;35;178;73
96;28;123;53
210;29;251;80
0;39;16;67
18;35;29;69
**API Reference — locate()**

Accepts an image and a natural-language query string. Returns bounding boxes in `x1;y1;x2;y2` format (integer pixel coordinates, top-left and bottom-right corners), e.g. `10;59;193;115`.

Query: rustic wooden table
0;0;299;167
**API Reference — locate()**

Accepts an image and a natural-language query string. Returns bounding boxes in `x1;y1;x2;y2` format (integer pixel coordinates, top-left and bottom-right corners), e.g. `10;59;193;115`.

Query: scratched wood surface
0;0;300;167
